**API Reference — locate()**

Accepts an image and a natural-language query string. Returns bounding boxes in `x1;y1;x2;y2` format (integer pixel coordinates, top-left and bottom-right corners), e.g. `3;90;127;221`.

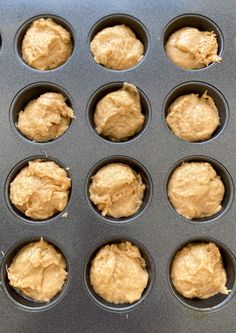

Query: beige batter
168;162;225;220
90;24;144;70
7;238;67;302
22;18;73;70
165;27;221;69
89;163;145;218
90;241;149;304
171;242;230;299
94;83;145;141
166;91;220;142
10;160;71;220
17;92;75;142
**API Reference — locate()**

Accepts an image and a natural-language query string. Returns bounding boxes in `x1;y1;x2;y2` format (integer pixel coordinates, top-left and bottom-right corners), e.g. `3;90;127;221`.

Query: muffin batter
165;27;221;69
10;160;71;220
22;18;73;70
89;163;145;218
94;83;145;141
166;91;220;142
90;24;144;70
171;242;230;299
17;92;75;142
7;238;67;302
168;162;225;220
90;241;149;304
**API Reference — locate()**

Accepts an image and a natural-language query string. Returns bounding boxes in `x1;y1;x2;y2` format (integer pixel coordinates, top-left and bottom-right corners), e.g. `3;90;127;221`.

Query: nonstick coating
0;0;236;332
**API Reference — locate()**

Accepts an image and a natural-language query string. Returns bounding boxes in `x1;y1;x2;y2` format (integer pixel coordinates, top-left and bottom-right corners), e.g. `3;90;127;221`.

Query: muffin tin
1;0;236;332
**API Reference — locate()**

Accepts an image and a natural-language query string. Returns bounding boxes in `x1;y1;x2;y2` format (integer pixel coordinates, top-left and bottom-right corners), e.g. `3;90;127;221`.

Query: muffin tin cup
0;237;70;312
86;81;151;144
5;155;72;225
15;14;76;72
163;81;229;143
165;155;234;223
162;13;224;71
167;237;236;312
88;13;149;71
85;155;153;225
84;237;155;313
10;81;75;144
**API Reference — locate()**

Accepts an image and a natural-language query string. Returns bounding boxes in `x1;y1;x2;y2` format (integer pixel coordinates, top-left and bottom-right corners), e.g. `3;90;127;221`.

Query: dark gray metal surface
0;0;236;332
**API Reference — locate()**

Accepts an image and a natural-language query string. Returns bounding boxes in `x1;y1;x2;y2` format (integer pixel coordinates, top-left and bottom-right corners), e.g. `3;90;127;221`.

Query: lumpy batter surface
10;160;71;220
90;24;144;70
171;242;229;299
90;241;149;304
7;238;67;302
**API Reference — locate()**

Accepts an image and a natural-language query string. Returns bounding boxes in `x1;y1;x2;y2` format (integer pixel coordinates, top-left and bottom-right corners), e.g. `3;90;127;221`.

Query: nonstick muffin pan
1;0;236;332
